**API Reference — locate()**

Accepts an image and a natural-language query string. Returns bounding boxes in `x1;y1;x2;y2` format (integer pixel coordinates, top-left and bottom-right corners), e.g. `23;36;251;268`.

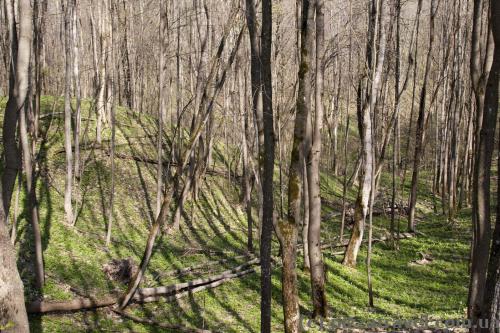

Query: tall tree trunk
2;0;22;223
157;1;168;218
276;0;314;330
72;0;82;180
407;0;437;232
481;0;500;324
239;64;253;253
343;0;388;268
244;0;264;241
106;2;115;247
63;0;74;225
468;0;495;326
307;0;327;318
260;0;275;332
0;0;31;327
32;0;46;140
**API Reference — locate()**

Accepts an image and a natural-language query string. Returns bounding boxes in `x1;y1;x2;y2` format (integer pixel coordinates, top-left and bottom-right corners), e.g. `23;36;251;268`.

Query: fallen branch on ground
135;258;259;299
27;258;259;314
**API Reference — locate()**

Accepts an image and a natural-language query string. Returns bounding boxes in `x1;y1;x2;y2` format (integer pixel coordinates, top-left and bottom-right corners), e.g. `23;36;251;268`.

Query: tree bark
260;0;275;331
239;64;254;253
0;211;29;332
2;0;23;224
244;0;264;242
276;0;314;330
407;0;437;232
468;0;495;325
307;0;327;318
64;0;74;225
343;0;388;268
482;1;500;328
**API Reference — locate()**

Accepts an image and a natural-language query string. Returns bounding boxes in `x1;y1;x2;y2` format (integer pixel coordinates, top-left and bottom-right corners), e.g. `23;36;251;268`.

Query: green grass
0;96;470;332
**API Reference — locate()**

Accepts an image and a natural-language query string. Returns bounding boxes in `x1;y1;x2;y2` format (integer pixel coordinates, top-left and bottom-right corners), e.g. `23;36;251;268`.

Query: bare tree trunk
157;1;168;218
468;0;495;326
0;204;30;332
407;0;437;232
72;0;82;180
0;0;31;326
244;0;264;242
302;158;310;270
276;0;314;329
307;0;327;318
239;64;253;253
340;0;353;244
260;0;275;331
32;0;46;140
106;2;115;247
64;0;74;225
2;0;22;223
343;0;388;268
96;0;108;145
481;0;500;324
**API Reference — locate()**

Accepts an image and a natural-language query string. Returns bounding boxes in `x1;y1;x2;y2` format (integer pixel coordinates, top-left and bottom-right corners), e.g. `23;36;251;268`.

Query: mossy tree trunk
343;0;377;269
276;0;315;331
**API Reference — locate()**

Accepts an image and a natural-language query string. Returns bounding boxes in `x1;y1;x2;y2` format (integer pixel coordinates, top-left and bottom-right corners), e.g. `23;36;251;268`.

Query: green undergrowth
0;96;470;332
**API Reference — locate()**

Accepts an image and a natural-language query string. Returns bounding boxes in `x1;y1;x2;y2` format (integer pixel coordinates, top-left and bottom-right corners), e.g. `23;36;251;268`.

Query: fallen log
27;296;117;313
136;258;259;299
139;268;256;303
113;309;214;333
26;259;259;314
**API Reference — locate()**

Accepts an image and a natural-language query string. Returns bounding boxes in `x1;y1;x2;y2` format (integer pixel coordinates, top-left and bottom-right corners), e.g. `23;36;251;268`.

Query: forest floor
0;96;470;332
